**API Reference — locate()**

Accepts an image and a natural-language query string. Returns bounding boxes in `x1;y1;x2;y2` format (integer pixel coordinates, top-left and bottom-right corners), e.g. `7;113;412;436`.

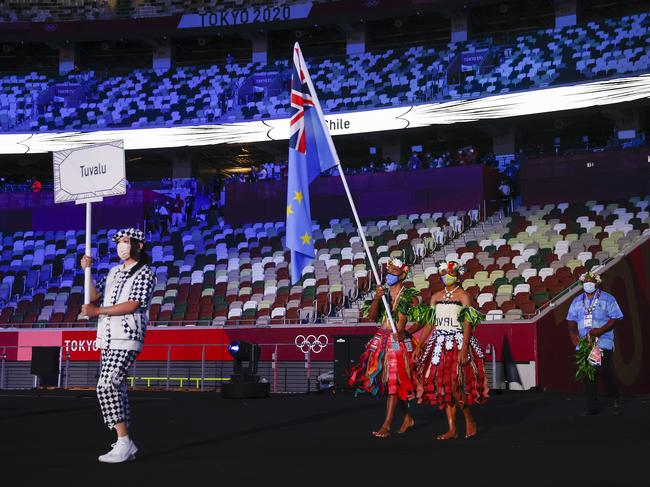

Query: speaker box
31;347;60;386
333;335;372;390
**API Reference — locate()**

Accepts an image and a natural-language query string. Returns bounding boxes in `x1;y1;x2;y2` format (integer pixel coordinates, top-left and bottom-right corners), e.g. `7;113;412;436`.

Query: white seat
479;239;492;250
271;307;286;318
579;221;595;231
227;308;242;319
424;266;437;278
522;248;537;260
445;252;460;263
538;268;554;280
512;255;525;267
511;243;526;253
477;293;494;307
460;252;474;265
522;268;538;281
577;251;592;264
486;310;503;321
513;283;530;295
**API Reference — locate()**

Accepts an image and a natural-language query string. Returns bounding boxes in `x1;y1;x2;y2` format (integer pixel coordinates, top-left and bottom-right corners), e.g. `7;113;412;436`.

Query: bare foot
397;415;415;434
465;418;477;438
436;429;458;441
372;426;391;438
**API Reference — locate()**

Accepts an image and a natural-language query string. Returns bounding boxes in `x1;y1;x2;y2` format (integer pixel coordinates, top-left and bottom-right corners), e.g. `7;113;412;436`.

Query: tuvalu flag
286;42;338;284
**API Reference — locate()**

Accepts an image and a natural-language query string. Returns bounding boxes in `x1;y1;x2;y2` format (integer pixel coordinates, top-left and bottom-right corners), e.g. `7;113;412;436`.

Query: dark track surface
1;389;648;486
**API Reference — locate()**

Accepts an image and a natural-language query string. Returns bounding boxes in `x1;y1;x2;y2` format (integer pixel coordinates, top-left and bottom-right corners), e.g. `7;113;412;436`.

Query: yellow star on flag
293;191;303;204
286;204;294;216
300;232;311;245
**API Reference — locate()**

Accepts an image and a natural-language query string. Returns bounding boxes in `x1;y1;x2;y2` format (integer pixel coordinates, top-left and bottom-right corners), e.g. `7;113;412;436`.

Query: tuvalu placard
53;140;126;204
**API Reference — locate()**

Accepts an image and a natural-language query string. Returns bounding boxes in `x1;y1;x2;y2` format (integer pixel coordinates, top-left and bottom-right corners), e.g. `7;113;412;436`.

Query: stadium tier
0;0;301;22
0;196;647;327
1;12;648;132
0;0;112;22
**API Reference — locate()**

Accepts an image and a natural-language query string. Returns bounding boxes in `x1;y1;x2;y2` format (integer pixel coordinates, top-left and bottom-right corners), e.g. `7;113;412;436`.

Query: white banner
53;140;126;204
3;74;650;155
177;2;312;29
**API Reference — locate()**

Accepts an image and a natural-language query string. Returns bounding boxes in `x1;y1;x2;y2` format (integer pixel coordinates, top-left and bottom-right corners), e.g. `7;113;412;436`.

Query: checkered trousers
97;348;139;430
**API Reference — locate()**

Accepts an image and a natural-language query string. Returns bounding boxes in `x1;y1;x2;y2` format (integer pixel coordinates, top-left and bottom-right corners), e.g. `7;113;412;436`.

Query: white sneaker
98;439;138;463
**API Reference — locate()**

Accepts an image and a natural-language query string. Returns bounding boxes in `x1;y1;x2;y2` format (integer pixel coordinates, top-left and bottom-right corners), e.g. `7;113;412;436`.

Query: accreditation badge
403;337;413;352
583;314;593;329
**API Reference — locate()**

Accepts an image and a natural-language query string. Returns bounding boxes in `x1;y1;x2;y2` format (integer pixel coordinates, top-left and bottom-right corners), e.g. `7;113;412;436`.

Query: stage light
222;340;269;398
228;340;253;360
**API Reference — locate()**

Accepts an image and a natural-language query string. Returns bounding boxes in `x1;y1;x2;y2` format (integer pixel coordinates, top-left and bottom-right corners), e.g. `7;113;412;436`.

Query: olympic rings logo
294;334;329;354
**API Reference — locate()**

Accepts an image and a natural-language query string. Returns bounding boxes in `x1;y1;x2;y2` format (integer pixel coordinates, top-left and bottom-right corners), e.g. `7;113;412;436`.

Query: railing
0;316;363;329
0;341;335;393
0;339;501;391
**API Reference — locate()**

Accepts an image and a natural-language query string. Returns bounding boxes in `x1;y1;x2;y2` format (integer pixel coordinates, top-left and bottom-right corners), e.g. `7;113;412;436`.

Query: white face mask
117;242;131;261
583;282;597;294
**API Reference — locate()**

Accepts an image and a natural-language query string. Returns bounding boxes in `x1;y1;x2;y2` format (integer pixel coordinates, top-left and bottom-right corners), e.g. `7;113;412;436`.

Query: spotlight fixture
222;340;269;398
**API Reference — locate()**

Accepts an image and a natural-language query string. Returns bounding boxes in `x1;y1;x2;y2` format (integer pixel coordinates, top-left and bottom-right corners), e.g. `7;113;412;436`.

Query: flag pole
333;164;398;334
294;43;398;334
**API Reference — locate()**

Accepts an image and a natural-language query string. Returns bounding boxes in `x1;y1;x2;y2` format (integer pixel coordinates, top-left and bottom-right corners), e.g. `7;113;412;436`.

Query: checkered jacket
96;263;155;352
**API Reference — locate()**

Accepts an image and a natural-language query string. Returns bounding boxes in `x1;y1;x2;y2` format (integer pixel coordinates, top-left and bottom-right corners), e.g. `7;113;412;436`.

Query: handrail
0;341;324;391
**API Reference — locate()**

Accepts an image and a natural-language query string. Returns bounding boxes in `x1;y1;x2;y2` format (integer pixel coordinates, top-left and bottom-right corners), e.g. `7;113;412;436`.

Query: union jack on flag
289;46;315;155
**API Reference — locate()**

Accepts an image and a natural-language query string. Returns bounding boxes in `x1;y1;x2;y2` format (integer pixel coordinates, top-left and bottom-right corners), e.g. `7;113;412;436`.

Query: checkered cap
112;227;146;243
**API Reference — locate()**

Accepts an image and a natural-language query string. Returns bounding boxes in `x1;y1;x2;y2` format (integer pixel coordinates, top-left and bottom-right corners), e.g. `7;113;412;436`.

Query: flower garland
436;260;465;275
575;336;597;381
458;306;485;329
408;303;436;325
361;286;420;323
578;271;602;283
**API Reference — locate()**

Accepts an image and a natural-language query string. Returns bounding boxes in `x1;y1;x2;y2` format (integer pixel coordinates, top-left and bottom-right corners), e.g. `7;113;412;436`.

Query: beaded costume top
433;301;463;331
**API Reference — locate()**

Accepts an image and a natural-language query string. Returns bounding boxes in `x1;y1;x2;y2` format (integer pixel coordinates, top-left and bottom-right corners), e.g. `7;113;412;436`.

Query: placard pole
84;202;92;305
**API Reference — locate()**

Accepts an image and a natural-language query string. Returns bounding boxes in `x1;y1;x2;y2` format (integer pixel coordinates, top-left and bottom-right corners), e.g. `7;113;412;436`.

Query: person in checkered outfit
80;227;155;463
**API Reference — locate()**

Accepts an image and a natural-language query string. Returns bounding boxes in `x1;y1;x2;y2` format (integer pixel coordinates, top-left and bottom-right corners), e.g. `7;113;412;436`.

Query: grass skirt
349;329;415;401
416;329;489;408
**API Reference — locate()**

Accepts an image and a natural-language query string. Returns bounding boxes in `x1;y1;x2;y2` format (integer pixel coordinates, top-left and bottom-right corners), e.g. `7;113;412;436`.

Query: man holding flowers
566;271;624;416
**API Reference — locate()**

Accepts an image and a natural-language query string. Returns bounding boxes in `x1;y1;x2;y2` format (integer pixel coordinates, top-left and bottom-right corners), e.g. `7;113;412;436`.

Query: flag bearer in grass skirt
349;257;422;438
411;261;488;440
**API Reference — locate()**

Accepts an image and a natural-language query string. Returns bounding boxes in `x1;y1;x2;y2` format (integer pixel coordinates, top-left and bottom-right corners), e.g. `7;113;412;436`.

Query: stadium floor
1;389;648;485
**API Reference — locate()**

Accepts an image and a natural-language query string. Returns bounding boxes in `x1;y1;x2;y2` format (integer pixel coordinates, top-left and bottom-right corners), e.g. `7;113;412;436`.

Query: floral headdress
437;260;464;275
578;271;602;284
387;257;409;273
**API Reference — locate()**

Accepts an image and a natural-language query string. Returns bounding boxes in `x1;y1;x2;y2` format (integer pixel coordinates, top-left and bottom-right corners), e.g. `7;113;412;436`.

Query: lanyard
389;286;405;313
582;289;601;315
382;286;405;326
